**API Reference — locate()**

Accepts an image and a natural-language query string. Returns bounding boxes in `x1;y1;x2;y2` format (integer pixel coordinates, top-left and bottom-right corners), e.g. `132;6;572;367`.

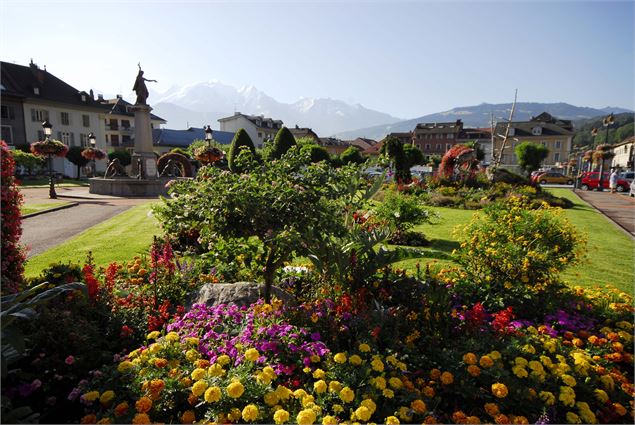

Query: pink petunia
65;355;75;365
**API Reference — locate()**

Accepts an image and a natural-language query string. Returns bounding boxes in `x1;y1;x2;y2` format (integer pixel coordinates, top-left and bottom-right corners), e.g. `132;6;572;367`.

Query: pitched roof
530;112;573;130
346;137;377;150
100;97;166;122
414;120;463;133
218;112;283;128
289;127;319;140
318;137;347;146
494;113;574;137
1;61;106;110
153;127;235;147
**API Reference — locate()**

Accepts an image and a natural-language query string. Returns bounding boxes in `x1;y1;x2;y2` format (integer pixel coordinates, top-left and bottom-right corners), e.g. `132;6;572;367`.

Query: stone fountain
89;65;170;197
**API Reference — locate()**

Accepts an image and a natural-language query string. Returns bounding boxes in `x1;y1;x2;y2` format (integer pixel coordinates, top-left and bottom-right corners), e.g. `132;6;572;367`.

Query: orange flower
491;383;508;398
132;413;151;424
80;414;97;424
440;371;454;385
181;410;196;424
484;403;500;417
135;396;152;413
467;365;481;377
154;358;168;368
114;401;129;417
452;411;467;423
494;414;510;424
430;368;441;380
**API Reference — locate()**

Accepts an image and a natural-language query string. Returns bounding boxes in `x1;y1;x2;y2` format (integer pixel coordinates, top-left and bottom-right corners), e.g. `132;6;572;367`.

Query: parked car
535;172;574;185
630;179;635;197
579;171;629;192
619;171;634;182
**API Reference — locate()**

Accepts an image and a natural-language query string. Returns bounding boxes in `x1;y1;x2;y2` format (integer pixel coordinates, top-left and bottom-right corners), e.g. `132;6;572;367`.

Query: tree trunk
77;164;81;179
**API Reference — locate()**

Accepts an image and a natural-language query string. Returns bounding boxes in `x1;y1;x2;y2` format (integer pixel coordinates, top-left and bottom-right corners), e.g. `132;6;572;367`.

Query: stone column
131;104;157;179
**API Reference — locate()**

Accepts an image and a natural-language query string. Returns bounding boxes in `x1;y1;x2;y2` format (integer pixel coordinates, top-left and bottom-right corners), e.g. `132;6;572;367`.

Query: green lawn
18;178;89;188
392;191;634;294
21;201;73;216
24;203;161;278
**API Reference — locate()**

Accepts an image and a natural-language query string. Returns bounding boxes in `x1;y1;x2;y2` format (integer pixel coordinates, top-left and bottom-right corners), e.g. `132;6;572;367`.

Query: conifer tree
270;127;297;160
228;129;256;172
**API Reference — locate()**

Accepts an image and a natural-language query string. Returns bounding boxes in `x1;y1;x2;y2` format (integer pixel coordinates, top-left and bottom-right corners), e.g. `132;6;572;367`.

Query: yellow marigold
80;414;97;424
491;382;508;398
440;372;453;385
241;404;259;422
373;376;386;390
117;361;134;374
181;410;196;424
96;418;112;424
411;399;427;414
561;374;577;387
217;354;231;365
514;357;528;367
82;391;100;402
297;408;317;425
466;416;481;424
191;368;206;381
275;385;292;400
479;355;494;368
135;396;152;413
208;363;225;377
185;349;199;362
329;380;343;392
382;388;394;399
484;403;499;417
263;366;277;380
370;358;385;372
539;391;555;406
359;343;371;352
349;354;362;365
227;381;245;398
430;368;441;380
274;409;290;424
148;343;161;354
132;413;151;424
294;388;308;399
361;398;377;413
467;364;481;377
165;332;179;342
512;365;528;379
559;386;576;407
322;415;338;424
462;352;477;365
99;390;115;406
312;368;325;379
264;391;279;406
339;387;355;403
512;416;528;424
153;358;168;368
600;375;615;391
146;331;160;340
565;412;580;424
593;389;608;403
244;348;260;362
494;414;510;424
334;352;347;363
301;395;315;407
385;416;400;424
313;380;327;394
355;405;372;421
191;380;208;397
489;351;501;360
186;337;199;347
204;386;221;403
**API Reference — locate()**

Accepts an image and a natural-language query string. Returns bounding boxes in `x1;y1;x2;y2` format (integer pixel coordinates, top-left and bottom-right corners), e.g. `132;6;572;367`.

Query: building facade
493;113;574;171
611;136;634;170
412;120;464;156
152;127;235;154
289;126;320;143
218;112;283;148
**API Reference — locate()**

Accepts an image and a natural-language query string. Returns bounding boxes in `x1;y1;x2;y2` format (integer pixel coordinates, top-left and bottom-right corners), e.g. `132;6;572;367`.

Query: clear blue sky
2;0;633;118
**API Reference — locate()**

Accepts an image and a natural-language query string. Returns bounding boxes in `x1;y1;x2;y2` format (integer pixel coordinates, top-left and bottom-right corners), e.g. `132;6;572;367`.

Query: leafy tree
269;127;297;160
372;191;436;240
66;146;90;179
300;143;330;163
339;146;365;165
381;136;411;181
403;144;425;168
154;150;351;302
228;129;256;172
461;141;485;161
12;150;43;175
615;122;634;143
426;154;442;167
514;142;549;175
108;150;132;167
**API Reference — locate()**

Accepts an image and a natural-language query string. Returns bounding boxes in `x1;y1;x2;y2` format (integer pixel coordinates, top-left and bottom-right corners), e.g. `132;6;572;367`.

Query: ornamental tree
381;136;410;182
108;150;132;166
269;127;297;160
403;144;424;168
1;141;25;294
12;150;43;175
514;142;549;175
228;129;256;172
340;146;365;165
154;150;351;302
299;143;330;163
66;146;91;179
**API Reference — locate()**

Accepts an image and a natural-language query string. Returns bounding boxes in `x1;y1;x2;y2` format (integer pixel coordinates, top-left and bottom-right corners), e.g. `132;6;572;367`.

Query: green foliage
381;136;411;181
461;141;485;161
12;150;43;175
170;147;191;158
403;143;424;168
108;149;132;167
65;146;90;178
299;143;330;163
269;127;297;160
373;192;437;236
228;129;256;172
514;142;549;174
453;196;586;311
339;146;365;165
573;112;633;147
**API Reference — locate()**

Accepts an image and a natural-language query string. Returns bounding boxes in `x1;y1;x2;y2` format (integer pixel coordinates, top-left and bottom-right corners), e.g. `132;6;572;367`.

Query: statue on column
132;63;157;105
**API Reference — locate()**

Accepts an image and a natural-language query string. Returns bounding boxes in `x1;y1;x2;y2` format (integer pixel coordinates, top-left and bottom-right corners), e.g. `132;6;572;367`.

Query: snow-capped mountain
150;81;401;136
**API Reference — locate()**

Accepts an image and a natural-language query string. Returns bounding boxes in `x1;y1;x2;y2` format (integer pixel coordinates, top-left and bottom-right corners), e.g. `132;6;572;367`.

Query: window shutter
31;109;36;121
71;133;75;146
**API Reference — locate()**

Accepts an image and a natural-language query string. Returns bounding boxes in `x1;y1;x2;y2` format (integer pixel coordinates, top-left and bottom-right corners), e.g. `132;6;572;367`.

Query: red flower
491;307;515;333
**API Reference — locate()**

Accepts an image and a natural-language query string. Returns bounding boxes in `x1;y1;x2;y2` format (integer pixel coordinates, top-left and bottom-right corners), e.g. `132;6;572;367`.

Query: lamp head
204;125;213;141
42;120;53;136
88;132;96;147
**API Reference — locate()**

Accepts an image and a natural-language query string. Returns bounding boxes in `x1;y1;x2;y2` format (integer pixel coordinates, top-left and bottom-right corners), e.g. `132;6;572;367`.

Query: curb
571;189;635;239
22;202;79;219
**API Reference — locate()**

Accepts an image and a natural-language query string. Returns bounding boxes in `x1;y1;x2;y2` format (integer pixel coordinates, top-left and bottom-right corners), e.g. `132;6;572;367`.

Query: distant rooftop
153;127;235;147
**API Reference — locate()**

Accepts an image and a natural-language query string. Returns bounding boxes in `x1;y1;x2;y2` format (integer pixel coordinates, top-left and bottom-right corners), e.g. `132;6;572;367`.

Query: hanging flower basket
30;140;69;157
592;144;615;162
582;149;594;162
81;147;107;161
194;146;224;164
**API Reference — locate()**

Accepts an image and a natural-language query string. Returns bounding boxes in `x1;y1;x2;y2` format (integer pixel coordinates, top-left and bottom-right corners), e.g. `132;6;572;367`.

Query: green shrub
372;192;437;240
428;194;461;207
299;144;330;163
269;127;296;160
515;142;549;175
108;149;131;167
228;129;256;172
339;146;365;165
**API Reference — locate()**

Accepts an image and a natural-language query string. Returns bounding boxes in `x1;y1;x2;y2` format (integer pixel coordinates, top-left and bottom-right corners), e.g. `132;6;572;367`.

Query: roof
612;136;634;148
218;112;283;128
530;112;573;131
289;127;319;140
100;97;166;122
364;141;383;154
414;120;464;133
1;61;105;110
153;127;235;147
494;113;574;138
346;137;377;150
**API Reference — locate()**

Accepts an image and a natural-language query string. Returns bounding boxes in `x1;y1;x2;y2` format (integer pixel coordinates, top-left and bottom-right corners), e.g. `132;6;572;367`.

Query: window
30;108;49;122
446;144;452;151
436;144;441;150
425;144;430;150
555;140;561;149
532;126;542;136
121;119;131;129
57;131;74;146
108;119;118;130
82;114;90;127
122;135;131;144
1;125;13;144
61;112;70;126
33;87;39;95
1;105;15;120
79;133;88;147
554;153;560;162
110;134;120;144
448;133;454;139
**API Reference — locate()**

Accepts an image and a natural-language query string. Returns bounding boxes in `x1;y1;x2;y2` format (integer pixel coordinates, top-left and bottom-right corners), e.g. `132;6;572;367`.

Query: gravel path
21;203;130;258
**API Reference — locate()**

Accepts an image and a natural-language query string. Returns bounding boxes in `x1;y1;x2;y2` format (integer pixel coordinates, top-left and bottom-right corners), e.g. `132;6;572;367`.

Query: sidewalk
573;189;635;237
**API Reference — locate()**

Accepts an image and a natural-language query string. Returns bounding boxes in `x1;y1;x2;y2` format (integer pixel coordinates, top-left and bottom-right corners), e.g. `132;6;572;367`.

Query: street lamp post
42;120;57;199
204;125;213;148
597;113;614;192
88;132;97;176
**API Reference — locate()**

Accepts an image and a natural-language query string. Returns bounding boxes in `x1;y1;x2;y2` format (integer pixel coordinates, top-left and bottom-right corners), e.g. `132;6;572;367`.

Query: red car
579;172;629;192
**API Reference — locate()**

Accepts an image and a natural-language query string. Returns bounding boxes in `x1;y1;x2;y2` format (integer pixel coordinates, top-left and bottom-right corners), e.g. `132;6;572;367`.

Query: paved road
20;186;153;258
21;203;131;257
574;189;635;237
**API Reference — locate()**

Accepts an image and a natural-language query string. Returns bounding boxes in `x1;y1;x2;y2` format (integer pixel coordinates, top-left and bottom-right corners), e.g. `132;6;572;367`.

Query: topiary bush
1;141;25;294
269;126;297;160
228;129;256;172
108;149;132;167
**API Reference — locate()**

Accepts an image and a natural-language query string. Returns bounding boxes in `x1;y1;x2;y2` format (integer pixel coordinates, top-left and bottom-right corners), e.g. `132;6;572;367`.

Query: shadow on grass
391;239;459;261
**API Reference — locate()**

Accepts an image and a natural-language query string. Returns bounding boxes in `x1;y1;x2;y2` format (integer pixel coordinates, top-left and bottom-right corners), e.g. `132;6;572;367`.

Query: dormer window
33;87;40;95
81;94;86;102
532;126;542;136
508;128;515;136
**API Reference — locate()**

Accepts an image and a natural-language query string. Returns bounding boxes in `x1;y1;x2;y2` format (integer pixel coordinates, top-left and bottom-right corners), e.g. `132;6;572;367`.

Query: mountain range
150;81;401;136
148;81;632;140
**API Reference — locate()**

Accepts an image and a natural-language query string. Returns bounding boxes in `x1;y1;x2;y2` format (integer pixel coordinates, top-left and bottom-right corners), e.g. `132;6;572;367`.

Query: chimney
89;89;94;100
98;94;104;101
116;94;122;99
